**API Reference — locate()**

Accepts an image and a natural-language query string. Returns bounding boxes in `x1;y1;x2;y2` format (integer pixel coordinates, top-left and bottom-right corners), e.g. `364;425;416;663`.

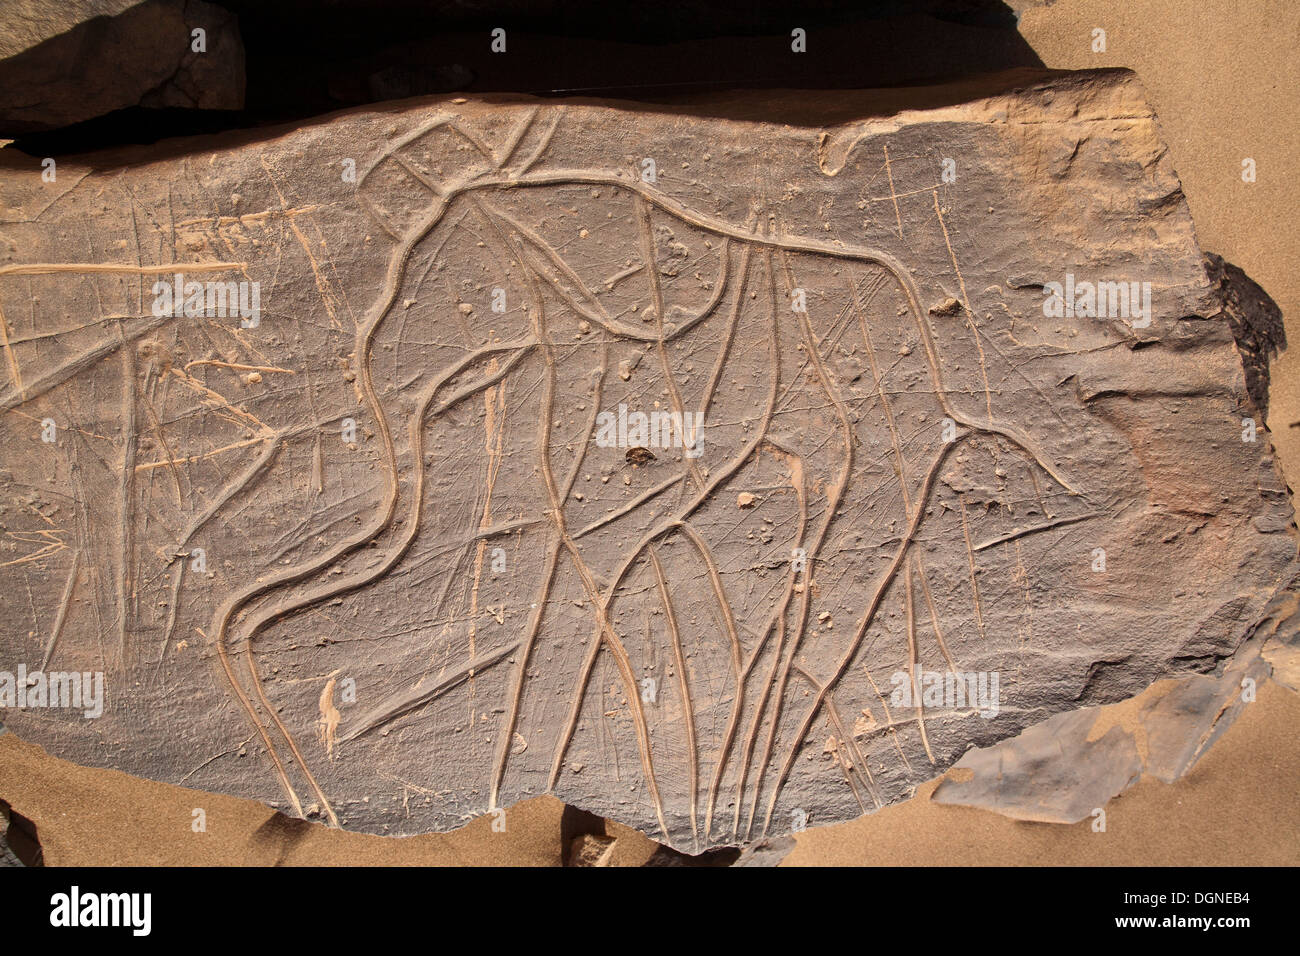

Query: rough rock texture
0;1;144;59
1204;251;1286;417
930;607;1286;821
0;0;244;135
0;797;40;866
932;299;1298;823
0;68;1294;852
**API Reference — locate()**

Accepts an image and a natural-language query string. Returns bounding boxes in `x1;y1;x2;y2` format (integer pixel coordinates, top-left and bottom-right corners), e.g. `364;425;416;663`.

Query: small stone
929;297;963;316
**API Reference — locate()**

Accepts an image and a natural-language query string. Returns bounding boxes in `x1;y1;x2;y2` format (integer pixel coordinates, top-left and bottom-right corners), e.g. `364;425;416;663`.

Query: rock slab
0;68;1293;851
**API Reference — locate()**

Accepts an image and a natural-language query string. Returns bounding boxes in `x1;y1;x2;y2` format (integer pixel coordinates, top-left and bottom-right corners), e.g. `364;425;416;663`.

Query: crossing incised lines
1;106;1095;850
194;110;1087;848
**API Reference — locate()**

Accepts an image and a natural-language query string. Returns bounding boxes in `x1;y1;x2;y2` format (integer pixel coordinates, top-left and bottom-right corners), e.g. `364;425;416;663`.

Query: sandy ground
2;0;1297;865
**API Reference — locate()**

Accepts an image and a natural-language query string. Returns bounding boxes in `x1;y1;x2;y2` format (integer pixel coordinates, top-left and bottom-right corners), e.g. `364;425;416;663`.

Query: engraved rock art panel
0;69;1293;851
